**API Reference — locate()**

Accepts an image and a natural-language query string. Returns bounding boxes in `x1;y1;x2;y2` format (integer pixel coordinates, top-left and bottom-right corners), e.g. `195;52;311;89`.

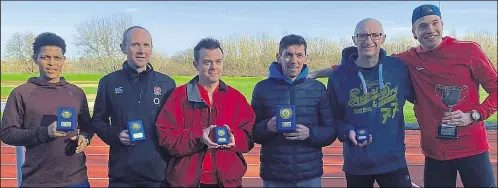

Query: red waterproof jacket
156;76;256;187
393;37;497;160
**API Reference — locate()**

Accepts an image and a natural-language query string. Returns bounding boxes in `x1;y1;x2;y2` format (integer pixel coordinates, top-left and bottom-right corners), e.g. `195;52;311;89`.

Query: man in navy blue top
91;26;176;187
327;18;416;187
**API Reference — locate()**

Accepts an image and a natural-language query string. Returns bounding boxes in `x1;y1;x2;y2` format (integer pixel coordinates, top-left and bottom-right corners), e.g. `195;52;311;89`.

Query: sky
1;1;497;59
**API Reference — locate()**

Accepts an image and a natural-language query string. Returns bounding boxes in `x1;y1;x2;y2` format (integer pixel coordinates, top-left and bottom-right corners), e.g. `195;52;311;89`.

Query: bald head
354;18;384;36
120;26;153;70
122;26;152;47
352;18;386;58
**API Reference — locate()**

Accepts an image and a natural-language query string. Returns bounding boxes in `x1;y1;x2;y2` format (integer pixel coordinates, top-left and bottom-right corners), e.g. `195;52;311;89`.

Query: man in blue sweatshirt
91;26;176;187
327;18;416;187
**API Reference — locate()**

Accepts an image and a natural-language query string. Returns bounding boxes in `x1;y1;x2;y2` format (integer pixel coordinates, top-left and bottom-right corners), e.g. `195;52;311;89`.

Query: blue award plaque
127;120;146;142
356;128;369;144
214;126;229;145
276;105;296;133
57;107;76;132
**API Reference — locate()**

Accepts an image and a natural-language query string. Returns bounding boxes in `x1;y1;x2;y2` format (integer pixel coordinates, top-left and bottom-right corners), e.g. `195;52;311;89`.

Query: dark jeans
67;180;90;187
345;166;412;187
262;177;322;187
424;151;496;188
108;179;169;187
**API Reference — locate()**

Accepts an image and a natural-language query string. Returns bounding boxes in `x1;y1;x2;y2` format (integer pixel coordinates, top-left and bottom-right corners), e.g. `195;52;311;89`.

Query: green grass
2;87;15;99
1;73;496;124
1;73;105;82
82;87;98;95
1;87;98;100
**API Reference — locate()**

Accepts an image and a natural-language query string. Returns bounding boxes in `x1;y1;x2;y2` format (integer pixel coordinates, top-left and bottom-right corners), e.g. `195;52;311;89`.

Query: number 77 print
381;102;399;124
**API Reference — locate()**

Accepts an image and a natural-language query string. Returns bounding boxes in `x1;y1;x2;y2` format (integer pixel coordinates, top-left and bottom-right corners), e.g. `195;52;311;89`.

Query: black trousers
424;151;496;188
345;166;412;187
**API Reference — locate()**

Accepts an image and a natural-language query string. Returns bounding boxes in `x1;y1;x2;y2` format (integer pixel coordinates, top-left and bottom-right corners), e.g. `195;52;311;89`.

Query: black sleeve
251;82;277;145
91;78;122;146
305;83;338;147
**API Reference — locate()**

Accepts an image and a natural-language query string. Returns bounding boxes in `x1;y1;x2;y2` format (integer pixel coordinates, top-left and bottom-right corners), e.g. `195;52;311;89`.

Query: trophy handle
460;85;469;100
434;84;443;96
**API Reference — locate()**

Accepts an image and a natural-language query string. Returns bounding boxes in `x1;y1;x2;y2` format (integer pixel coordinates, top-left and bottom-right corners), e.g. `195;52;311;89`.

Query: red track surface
1;130;497;187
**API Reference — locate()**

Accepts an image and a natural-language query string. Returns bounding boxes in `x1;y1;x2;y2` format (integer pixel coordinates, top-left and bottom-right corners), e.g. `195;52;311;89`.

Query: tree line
2;13;496;77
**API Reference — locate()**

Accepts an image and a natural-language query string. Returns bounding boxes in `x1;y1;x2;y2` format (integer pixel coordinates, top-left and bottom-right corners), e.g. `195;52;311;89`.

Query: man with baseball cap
394;4;497;187
308;4;497;187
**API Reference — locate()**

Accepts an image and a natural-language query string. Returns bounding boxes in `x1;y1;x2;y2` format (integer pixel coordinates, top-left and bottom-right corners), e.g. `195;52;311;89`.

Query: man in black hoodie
91;26;176;187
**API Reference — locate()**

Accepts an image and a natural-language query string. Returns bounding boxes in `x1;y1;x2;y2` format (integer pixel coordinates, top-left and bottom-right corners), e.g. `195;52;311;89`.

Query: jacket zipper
209;107;223;186
197;107;212;187
138;83;143;104
289;84;297;184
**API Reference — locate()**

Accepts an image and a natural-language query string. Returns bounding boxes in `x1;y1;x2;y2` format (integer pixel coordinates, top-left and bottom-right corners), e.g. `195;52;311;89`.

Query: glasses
355;33;384;41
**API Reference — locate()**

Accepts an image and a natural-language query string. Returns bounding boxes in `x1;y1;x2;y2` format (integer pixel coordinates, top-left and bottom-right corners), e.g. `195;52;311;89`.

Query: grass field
1;73;496;124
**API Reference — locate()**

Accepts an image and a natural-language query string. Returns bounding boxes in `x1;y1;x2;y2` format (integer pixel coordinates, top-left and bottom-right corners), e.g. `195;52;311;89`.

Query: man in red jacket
308;4;497;188
156;38;256;188
394;4;497;187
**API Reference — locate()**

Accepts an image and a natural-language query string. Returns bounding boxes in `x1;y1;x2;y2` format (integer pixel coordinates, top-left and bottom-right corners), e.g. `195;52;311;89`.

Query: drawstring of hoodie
358;72;368;94
357;64;384;94
379;64;384;89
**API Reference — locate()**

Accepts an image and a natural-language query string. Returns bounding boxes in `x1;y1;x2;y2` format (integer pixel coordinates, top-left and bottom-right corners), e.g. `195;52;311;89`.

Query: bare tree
4;32;37;73
74;13;132;73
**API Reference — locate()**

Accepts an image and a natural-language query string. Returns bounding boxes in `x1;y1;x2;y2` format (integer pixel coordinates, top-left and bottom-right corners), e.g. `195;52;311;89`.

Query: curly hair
32;32;66;56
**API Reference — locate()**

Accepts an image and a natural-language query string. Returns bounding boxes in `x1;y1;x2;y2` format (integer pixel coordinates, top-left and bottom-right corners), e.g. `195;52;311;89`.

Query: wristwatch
470;110;481;122
80;134;90;145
